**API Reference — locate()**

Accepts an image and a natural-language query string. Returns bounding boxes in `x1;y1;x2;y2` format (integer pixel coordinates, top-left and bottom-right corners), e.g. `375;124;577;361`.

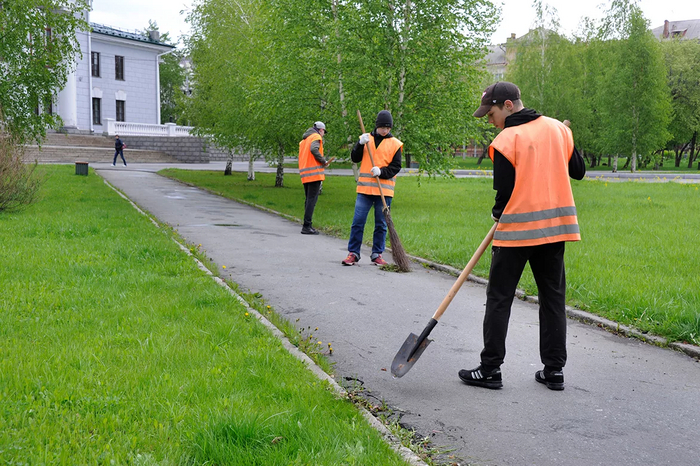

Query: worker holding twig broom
340;110;411;271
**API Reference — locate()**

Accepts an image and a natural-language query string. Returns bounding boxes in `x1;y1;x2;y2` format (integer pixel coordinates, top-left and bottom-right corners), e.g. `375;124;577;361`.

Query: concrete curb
101;177;428;466
412;256;700;361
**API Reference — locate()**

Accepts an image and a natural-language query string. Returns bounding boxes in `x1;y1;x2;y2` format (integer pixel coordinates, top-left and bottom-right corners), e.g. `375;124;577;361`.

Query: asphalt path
95;162;700;466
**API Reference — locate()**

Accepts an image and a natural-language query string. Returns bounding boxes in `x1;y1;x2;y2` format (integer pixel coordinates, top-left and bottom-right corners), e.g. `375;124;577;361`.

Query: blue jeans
347;193;392;260
113;148;126;165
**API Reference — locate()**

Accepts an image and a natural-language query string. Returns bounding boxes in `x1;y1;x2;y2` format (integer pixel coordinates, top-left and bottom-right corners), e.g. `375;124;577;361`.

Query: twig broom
357;110;412;272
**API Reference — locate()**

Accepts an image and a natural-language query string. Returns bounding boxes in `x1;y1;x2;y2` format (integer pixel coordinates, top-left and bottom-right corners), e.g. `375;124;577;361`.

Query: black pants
303;180;322;228
481;242;567;370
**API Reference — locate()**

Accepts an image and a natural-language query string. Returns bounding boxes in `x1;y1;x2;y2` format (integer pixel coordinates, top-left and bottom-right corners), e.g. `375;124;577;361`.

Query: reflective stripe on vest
298;133;325;184
356;135;403;197
489;116;580;247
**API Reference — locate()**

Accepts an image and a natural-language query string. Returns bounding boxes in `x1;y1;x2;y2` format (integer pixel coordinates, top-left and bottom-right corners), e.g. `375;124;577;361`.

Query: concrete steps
23;132;178;163
23;146;176;163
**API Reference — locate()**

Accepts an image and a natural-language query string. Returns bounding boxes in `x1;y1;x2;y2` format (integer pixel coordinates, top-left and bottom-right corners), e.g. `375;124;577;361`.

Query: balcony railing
104;119;193;137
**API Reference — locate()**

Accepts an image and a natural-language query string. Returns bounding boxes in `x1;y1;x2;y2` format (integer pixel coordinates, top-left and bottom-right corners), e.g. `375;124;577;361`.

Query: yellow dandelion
647;196;651;201
244;312;249;316
318;341;322;345
315;327;318;331
267;305;271;309
222;265;226;269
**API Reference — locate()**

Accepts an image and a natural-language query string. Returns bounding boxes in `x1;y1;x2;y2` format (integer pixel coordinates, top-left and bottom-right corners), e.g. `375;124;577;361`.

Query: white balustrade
103;118;193;137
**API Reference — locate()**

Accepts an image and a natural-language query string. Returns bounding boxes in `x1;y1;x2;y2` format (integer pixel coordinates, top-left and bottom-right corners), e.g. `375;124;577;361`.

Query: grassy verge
0;165;414;465
160;169;700;346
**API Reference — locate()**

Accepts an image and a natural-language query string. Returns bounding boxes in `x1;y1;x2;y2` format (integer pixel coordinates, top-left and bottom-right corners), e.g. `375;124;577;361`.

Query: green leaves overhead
185;0;499;175
0;0;89;144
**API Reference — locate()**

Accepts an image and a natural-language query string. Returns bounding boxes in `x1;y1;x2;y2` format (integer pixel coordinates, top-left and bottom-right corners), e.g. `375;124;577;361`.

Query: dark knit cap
375;110;393;128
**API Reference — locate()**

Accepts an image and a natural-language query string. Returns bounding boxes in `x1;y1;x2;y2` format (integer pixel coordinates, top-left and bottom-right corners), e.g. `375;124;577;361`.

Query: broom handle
432;222;498;322
357;110;390;212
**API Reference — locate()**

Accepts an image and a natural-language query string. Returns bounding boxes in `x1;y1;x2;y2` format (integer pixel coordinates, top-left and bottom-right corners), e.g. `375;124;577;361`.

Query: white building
56;13;175;134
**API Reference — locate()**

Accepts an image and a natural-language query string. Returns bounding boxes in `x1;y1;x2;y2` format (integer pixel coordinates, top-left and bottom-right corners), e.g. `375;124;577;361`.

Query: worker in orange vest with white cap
459;82;586;391
298;121;330;235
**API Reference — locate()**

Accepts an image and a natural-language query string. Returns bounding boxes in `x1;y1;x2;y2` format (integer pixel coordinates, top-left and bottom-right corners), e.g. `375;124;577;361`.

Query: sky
90;0;700;47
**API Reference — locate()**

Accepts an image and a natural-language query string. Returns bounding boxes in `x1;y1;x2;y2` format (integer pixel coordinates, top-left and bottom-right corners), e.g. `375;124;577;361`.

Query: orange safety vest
488;116;580;247
298;132;325;184
356;135;403;198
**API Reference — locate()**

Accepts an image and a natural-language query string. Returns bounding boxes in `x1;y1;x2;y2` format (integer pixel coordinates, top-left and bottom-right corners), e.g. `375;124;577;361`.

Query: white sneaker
111;163;116;166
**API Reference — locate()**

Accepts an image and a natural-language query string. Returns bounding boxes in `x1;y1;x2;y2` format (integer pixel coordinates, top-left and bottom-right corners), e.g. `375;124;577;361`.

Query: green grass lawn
161;169;700;346
0;165;412;465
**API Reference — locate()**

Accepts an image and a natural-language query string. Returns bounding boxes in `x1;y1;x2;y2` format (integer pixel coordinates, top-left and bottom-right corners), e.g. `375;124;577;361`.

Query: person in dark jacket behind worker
113;135;127;167
341;110;402;266
459;82;586;391
298;121;329;235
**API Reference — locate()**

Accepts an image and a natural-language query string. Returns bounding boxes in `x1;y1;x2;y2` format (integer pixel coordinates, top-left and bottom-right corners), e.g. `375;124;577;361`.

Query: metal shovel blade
390;332;432;378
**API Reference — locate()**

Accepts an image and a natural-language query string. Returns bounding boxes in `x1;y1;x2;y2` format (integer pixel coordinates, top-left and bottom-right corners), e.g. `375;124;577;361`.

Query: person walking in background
298;121;330;235
113;135;127;167
459;82;585;391
341;110;402;266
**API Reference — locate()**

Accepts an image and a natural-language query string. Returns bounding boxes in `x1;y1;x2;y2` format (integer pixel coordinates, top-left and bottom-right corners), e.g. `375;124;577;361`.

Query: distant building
651;19;700;41
56;8;175;134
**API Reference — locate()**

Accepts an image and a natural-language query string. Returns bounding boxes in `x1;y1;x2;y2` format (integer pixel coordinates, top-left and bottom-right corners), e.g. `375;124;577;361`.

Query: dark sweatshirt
492;109;586;219
350;129;402;179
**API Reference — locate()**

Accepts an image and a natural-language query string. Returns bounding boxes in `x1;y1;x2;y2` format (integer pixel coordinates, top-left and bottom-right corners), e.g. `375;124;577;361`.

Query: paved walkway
95;162;700;466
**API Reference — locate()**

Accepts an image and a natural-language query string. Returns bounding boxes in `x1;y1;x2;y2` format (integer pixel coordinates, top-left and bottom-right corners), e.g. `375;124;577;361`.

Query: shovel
391;222;498;378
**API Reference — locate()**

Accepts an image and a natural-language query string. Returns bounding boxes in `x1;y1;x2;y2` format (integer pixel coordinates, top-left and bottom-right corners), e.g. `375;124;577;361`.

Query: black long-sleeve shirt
492;109;586;219
351;130;402;179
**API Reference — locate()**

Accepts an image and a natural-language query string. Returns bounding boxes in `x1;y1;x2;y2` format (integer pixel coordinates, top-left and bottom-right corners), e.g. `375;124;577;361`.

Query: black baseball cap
473;82;521;118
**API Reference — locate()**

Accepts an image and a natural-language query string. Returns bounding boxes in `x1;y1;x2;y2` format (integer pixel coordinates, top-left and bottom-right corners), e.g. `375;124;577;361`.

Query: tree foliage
662;39;700;168
141;20;188;124
507;0;673;172
0;0;89;144
185;0;499;182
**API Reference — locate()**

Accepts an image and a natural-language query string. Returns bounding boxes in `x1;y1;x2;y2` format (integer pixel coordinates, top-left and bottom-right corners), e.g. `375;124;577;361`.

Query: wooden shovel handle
357;110;389;212
432;222;498;321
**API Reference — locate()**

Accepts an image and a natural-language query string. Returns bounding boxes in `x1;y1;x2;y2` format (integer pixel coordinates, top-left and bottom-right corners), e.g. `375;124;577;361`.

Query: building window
91;52;100;77
115;55;124;80
92;98;101;125
116;100;125;122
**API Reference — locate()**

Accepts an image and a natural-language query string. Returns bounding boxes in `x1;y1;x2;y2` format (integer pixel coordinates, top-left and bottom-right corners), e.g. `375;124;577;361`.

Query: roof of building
651;19;700;40
485;45;506;65
90;23;175;48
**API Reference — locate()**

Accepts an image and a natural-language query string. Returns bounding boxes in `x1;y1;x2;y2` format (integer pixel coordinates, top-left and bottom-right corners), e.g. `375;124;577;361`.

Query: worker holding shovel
341;110;402;266
459;82;586;390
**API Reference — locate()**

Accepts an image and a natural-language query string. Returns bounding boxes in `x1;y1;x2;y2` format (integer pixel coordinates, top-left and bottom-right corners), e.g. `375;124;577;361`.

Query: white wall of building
90;36;162;131
56;23;172;133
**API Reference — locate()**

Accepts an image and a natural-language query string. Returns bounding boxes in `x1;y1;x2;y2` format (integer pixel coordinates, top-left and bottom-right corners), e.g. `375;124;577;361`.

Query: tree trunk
607;154;611;167
275;143;285;187
331;0;351;142
688;131;697;169
477;144;488;165
612;155;618;173
395;0;411;126
247;153;255;181
224;150;233;176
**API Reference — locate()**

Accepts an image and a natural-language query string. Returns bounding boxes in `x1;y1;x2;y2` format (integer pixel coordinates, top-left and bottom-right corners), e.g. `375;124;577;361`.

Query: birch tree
597;0;671;172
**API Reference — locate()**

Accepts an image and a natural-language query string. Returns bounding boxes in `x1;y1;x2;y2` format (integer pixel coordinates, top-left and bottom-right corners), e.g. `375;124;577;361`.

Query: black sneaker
301;227;319;235
535;369;565;391
458;365;503;389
